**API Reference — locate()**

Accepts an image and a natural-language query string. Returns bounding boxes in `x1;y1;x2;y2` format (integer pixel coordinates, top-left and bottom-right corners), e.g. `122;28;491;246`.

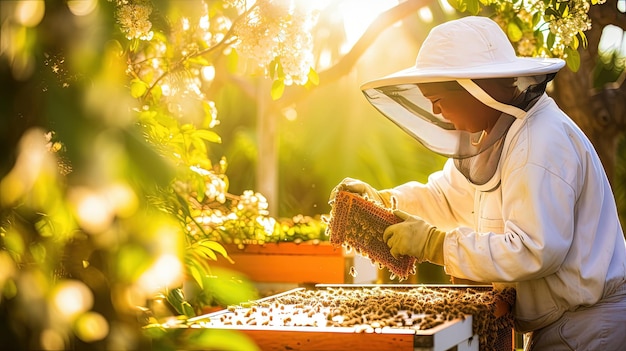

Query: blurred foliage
0;0;321;350
0;0;618;350
594;46;626;229
593;50;625;89
449;0;605;72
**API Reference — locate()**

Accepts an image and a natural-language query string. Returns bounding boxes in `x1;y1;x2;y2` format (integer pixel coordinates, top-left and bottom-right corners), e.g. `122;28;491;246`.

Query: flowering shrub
449;0;605;71
108;0;327;320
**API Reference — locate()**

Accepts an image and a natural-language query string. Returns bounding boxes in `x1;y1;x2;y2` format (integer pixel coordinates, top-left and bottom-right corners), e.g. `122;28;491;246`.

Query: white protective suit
383;93;626;332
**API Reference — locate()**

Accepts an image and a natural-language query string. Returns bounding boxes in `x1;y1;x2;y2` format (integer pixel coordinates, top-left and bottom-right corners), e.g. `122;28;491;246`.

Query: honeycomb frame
327;191;417;281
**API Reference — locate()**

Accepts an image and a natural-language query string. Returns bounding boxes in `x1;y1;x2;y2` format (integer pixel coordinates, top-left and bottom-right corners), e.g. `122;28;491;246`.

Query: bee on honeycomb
326;191;417;280
246;286;515;351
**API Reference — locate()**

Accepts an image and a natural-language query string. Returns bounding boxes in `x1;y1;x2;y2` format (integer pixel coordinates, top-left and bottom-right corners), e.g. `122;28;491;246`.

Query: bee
349;266;358;278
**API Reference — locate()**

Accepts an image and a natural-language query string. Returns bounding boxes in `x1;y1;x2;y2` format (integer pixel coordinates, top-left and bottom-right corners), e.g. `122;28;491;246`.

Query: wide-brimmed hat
357;16;565;163
361;16;565;89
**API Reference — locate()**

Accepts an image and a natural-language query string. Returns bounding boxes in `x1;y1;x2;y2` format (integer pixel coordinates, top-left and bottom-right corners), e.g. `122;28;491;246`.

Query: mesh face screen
327;191;417;281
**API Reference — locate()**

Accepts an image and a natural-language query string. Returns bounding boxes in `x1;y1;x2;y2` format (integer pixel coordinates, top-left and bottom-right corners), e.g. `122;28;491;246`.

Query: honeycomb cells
208;286;516;351
327;191;417;281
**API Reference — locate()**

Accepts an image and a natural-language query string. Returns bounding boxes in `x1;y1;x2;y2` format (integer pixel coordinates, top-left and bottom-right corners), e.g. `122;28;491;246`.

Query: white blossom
233;0;318;85
548;0;592;47
114;0;154;40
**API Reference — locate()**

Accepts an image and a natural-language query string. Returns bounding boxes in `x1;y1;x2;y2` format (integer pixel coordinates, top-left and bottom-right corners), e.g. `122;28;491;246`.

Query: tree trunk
257;80;279;216
550;0;626;184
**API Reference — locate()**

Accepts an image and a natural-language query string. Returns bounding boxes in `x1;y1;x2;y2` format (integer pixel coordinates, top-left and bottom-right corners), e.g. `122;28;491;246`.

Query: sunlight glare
201;65;216;81
74;312;109;342
282;106;298;121
68;0;98;16
199;15;210;31
52;280;94;321
338;0;399;53
0;128;53;206
138;254;183;293
15;0;45;27
438;0;456;15
104;182;138;218
418;7;433;23
71;188;114;234
598;25;626;56
40;329;65;351
161;83;172;96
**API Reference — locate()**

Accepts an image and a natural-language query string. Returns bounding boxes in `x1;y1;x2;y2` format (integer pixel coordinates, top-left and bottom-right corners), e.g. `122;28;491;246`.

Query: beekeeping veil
361;16;565;187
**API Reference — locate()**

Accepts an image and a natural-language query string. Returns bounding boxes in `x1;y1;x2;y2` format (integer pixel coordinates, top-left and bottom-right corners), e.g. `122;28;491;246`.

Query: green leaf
466;0;480;15
129;38;139;52
308;67;319;86
3;229;25;255
547;32;556;50
513;15;525;30
131;79;148;98
532;12;541;27
195;244;218;261
507;22;523;42
276;60;285;79
142;325;167;339
202;267;258;306
117;244;151;282
199;240;233;263
564;46;581;72
167;288;185;307
571;35;579;50
226;49;239;73
268;58;278;79
578;31;588;49
270;79;285;100
534;30;544;48
181;301;195;317
166;289;196;318
559;2;569;16
150;84;162;101
195;129;222;143
191;137;208;156
446;0;465;12
544;7;559;19
188;260;205;289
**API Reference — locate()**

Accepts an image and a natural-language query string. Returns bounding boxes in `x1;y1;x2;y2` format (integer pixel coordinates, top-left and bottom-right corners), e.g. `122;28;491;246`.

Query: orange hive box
327;191;417;281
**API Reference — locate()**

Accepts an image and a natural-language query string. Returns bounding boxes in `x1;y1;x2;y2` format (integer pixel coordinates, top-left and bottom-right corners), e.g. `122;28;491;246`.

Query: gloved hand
383;210;446;265
328;177;392;207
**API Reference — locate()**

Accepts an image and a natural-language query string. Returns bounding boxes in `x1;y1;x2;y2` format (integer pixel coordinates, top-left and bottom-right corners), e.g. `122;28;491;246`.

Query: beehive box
211;242;353;284
174;284;515;351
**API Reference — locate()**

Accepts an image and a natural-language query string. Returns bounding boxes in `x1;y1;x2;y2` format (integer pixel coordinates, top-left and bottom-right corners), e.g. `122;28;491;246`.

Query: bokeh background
1;0;624;350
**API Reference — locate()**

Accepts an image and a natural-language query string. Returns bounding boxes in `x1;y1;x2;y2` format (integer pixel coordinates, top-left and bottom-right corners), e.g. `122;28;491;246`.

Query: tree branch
272;0;433;111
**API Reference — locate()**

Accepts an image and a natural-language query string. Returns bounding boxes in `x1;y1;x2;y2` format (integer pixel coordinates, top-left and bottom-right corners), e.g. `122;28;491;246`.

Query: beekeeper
330;16;626;350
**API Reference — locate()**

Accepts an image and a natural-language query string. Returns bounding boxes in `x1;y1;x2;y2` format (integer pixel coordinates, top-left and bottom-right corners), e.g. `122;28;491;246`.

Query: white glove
383;209;446;265
328;177;392;207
